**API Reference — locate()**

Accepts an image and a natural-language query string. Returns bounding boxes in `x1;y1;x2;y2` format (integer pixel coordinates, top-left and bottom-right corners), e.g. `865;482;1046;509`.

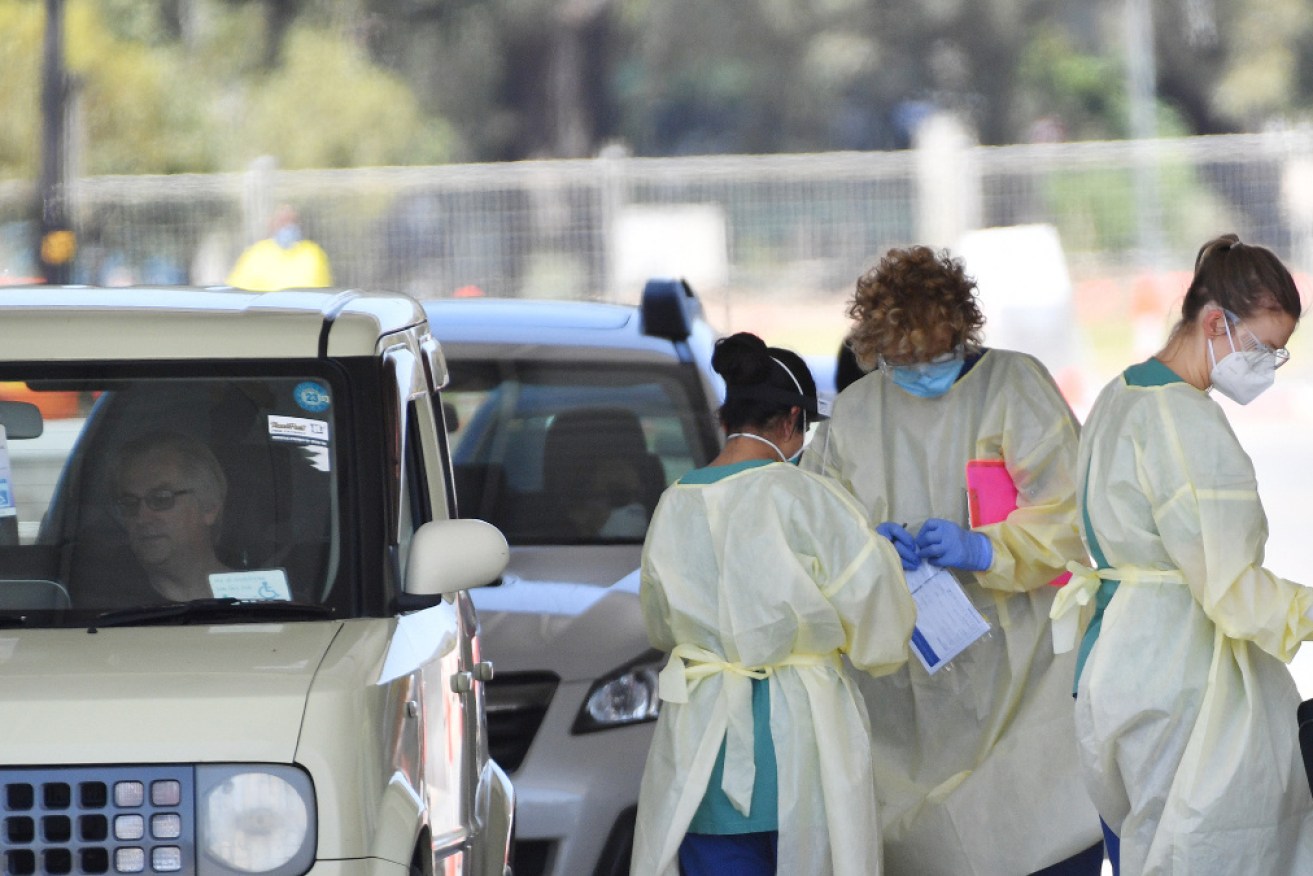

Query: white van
0;286;512;876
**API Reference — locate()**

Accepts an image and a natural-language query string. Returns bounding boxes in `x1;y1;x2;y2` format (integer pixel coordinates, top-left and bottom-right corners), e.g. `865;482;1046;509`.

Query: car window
0;372;342;623
444;360;713;545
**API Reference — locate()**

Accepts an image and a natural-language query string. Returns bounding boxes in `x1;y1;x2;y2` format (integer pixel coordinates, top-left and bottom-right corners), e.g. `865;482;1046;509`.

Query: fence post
241;155;277;245
599;143;629;301
1281;132;1313;278
914;112;980;249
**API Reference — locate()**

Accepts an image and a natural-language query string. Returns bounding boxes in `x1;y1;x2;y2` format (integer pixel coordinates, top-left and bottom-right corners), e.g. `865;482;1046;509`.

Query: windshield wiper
92;597;335;630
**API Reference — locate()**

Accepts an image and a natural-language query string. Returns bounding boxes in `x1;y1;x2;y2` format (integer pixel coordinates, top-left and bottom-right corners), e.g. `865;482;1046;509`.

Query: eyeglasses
1223;309;1291;369
878;348;963;373
114;488;194;518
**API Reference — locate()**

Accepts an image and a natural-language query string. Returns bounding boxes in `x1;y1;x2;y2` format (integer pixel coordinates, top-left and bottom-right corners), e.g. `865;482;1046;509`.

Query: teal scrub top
678;459;781;835
1074;357;1185;693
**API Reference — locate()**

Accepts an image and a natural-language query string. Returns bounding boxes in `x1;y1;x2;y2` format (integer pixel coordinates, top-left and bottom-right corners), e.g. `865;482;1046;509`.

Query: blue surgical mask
274;224;303;250
887;354;964;398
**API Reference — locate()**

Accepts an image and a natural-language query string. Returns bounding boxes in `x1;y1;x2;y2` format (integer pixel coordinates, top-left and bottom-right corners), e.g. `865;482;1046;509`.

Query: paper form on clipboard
906;561;990;674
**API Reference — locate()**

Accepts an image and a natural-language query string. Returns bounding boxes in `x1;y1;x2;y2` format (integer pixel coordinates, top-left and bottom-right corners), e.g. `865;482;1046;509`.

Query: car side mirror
404;518;508;597
0;400;43;439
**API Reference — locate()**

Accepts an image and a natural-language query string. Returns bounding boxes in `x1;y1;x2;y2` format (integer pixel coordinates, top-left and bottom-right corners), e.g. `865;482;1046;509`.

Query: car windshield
445;360;714;545
0;370;343;626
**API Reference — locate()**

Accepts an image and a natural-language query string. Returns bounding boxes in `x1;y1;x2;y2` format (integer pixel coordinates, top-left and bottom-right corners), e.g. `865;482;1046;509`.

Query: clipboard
966;459;1071;587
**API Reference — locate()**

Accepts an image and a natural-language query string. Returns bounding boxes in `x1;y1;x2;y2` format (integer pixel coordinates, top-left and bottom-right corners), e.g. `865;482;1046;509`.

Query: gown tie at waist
1050;560;1185;654
658;643;842;815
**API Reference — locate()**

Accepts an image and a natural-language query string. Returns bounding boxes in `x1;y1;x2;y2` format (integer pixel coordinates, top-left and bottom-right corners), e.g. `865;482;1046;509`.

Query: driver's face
116;452;217;571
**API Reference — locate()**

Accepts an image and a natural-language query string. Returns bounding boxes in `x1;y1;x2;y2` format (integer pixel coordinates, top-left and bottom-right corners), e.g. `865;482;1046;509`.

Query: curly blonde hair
846;245;985;369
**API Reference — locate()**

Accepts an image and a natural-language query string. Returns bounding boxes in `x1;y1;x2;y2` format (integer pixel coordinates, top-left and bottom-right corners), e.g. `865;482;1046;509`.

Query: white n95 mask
1208;320;1275;405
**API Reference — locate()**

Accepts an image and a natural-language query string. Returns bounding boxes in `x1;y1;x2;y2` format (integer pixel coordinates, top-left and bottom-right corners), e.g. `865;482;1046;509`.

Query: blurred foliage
1045;160;1231;256
1;0;1311;178
243;27;453;168
66;1;217;173
0;0;451;177
1018;27;1128;141
1211;0;1310;126
0;3;44;178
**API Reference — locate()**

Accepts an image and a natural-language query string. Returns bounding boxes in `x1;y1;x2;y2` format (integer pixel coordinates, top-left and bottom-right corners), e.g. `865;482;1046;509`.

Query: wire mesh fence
2;128;1312;306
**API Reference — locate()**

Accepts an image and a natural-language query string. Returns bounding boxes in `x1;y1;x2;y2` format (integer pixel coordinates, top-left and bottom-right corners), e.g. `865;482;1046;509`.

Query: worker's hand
915;518;993;572
875;521;920;570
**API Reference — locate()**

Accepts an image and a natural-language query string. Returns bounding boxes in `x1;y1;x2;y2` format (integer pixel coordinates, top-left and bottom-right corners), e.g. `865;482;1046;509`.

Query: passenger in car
110;430;233;603
568;456;649;539
544;406;664;541
631;332;916;876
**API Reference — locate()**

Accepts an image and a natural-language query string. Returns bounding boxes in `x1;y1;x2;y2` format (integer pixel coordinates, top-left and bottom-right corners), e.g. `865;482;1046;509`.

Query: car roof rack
640;278;699;341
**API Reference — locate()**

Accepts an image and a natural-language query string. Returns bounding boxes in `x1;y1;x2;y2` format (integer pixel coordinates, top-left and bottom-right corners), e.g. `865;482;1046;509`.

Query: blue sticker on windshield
294;382;331;413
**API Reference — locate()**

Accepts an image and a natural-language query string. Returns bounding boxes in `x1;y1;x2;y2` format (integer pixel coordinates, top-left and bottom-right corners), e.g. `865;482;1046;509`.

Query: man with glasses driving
111;430;233;603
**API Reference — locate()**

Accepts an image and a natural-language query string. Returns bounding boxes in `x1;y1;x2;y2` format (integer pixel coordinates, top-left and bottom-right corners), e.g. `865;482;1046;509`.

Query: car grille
1;766;195;876
484;672;558;773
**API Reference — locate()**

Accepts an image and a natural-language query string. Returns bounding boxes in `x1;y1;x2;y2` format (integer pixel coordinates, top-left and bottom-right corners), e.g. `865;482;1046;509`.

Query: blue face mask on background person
888;353;965;398
274;224;303;250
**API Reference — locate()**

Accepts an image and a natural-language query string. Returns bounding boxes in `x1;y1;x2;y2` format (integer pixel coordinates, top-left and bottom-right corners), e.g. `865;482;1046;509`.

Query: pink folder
966;459;1071;587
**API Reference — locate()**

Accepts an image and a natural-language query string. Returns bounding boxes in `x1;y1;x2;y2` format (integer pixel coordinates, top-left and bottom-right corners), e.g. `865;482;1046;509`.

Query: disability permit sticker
209;569;292;602
0;425;14;517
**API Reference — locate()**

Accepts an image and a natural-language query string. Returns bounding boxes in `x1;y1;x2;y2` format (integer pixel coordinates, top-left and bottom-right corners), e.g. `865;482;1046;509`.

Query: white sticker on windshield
0;425;13;518
209;569;292;602
268;415;329;446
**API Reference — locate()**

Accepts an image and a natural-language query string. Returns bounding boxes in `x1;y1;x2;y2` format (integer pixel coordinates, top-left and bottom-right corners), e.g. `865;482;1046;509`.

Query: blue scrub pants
1027;840;1105;875
678;831;777;876
1100;818;1120;875
677;829;1110;875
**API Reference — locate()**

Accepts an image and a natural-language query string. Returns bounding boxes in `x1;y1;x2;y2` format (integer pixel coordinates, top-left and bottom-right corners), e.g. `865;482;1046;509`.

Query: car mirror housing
0;400;44;439
405;518;509;596
640;277;697;341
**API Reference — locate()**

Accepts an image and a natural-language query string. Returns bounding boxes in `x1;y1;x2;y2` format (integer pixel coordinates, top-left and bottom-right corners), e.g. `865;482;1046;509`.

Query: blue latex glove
915;518;993;572
875;522;920;571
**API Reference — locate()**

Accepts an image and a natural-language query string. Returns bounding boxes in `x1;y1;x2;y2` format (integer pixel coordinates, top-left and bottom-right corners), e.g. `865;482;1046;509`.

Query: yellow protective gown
631;462;916;876
226;238;333;291
802;348;1101;874
1055;359;1313;874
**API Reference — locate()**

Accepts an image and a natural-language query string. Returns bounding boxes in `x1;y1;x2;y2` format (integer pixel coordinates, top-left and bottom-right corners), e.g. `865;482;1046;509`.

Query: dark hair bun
712;332;773;386
1193;233;1241;272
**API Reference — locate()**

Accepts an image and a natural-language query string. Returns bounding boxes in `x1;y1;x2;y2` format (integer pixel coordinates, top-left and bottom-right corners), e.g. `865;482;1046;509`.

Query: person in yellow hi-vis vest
227;205;333;292
630;332;916;876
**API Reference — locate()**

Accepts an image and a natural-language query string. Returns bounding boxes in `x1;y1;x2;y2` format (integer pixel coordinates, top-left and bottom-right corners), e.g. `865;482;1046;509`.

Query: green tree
0;2;44;178
0;0;455;176
1017;26;1128;141
66;0;219;173
240;25;454;168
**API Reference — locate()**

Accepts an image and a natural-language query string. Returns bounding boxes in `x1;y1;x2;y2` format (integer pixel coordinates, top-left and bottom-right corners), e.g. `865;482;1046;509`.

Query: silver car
425;280;723;876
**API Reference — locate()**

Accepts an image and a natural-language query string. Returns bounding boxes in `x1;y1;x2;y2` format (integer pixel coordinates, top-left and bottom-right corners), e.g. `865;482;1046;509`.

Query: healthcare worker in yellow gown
631;332;917;876
803;245;1104;874
1050;233;1313;874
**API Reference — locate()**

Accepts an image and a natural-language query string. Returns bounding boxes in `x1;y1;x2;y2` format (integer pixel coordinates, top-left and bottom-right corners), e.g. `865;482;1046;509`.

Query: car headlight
196;765;316;876
572;649;664;734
